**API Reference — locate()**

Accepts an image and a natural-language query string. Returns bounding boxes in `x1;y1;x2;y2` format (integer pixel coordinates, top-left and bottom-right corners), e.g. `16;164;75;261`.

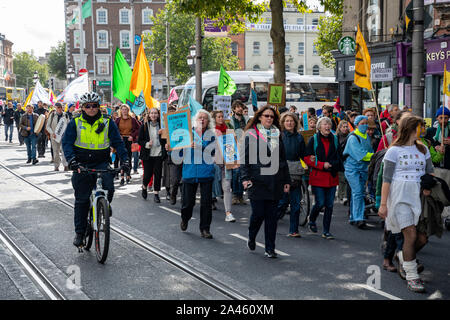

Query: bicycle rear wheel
299;181;310;227
84;210;94;250
95;198;110;264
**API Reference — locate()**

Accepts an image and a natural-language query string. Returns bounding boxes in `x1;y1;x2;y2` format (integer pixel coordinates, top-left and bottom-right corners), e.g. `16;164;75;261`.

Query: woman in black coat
240;105;291;258
138;108;167;203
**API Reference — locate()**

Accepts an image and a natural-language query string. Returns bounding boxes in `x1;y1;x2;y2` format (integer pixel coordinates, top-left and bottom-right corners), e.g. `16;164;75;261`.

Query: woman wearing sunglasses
241;105;291;258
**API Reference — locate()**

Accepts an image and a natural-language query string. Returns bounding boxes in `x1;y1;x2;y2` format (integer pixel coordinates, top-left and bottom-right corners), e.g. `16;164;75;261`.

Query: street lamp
189;45;196;58
187;45;196;75
66;65;75;84
33;71;39;84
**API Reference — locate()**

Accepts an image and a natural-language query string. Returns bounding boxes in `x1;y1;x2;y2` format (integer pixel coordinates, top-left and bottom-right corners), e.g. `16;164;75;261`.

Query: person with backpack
336;120;350;204
303;117;342;239
343;115;374;229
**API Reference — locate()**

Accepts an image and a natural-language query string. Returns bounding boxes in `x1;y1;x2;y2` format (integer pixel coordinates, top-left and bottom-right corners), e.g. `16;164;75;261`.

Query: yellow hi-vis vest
74;116;111;150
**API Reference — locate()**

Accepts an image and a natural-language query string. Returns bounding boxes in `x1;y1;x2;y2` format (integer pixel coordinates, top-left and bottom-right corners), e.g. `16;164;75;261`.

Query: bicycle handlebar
76;167;122;174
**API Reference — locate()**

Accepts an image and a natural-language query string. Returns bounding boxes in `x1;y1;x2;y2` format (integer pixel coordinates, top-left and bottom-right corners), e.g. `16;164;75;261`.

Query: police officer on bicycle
62;92;130;247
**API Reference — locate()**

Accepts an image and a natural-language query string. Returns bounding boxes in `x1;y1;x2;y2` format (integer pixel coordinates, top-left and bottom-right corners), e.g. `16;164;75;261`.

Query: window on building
297;18;304;25
97;57;109;75
268;42;273;55
312;18;319;25
253;64;260;71
142;9;153;24
313;44;318;55
253;41;260;55
298;65;304;75
96;8;107;24
285;42;290;55
119;9;130;24
265;18;272;25
285;65;290;72
298;42;304;55
120;30;130;49
313;65;320;75
97;30;108;49
231;42;238;56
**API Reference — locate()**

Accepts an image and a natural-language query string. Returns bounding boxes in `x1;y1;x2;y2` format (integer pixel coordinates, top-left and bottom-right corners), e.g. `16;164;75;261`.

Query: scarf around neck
256;123;280;151
216;123;228;134
434;123;450;144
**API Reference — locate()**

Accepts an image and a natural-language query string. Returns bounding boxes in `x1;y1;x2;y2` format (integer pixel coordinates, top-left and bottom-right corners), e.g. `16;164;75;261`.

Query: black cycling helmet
80;92;101;106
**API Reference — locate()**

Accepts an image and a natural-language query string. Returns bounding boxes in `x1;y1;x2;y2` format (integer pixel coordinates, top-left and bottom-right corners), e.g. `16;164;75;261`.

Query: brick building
64;0;167;103
0;36;15;88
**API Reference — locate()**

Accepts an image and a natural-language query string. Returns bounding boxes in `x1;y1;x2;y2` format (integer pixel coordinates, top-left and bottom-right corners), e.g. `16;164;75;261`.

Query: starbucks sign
338;36;356;55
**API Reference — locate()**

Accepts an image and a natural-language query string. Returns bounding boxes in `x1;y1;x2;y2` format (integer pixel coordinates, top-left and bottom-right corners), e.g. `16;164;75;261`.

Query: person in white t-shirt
378;115;434;293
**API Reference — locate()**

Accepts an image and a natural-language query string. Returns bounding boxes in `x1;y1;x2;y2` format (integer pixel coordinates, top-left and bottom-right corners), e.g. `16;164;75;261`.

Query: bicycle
277;179;311;227
77;167;119;264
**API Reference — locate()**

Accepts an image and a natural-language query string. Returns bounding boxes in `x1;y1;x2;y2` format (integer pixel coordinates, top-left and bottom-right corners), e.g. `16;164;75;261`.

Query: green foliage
13;52;49;88
48;42;67;80
314;14;343;69
143;2;239;85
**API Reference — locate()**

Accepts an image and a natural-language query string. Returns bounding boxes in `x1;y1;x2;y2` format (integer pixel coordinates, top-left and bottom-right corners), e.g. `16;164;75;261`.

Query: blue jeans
132;151;139;171
309;186;336;234
249;200;278;252
212;164;223;198
232;168;243;198
345;169;368;222
277;187;302;234
4;123;13;142
24;133;37;160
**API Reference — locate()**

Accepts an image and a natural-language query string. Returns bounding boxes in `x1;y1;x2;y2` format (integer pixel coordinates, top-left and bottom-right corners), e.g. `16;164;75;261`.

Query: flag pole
90;0;96;88
78;0;85;70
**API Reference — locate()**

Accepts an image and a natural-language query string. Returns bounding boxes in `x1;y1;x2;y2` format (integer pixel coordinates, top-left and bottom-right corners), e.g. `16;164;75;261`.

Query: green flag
113;48;136;103
218;65;236;96
82;0;92;19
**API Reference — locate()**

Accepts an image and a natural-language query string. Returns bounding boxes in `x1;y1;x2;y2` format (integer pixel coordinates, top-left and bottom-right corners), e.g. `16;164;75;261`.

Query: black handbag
287;160;304;187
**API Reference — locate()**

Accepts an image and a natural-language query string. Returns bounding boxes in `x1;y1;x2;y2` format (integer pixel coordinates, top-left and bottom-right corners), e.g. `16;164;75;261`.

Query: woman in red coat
304;117;342;239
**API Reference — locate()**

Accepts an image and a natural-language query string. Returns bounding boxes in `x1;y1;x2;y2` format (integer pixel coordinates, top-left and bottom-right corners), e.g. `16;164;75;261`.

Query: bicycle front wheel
84;210;94;250
95;198;110;264
299;180;310;227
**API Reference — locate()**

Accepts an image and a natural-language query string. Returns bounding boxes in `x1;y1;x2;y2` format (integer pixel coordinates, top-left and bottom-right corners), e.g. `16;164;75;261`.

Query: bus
178;71;338;113
2;87;26;103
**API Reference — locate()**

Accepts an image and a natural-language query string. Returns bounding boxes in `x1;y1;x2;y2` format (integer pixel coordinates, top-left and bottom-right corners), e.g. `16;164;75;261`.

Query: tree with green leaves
48;41;67;80
13;52;49;89
172;0;342;85
313;0;344;69
143;2;239;85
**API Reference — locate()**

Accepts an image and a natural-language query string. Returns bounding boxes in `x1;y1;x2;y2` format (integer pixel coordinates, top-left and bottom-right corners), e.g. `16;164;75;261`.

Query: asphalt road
0;131;449;300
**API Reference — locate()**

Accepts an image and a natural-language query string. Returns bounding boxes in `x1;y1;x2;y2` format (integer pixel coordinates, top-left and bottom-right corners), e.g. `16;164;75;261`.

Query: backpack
312;133;338;167
368;149;387;188
341;132;361;161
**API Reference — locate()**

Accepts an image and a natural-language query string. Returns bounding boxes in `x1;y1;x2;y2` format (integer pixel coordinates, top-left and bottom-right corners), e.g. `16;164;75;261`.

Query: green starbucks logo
338;36;356;55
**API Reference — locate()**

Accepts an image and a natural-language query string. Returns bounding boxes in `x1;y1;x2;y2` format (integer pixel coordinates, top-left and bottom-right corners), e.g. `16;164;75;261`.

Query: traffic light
92;80;97;92
50;78;54;91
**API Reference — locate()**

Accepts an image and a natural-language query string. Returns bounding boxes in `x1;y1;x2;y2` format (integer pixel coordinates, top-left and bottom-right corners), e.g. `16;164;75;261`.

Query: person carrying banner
46;103;70;171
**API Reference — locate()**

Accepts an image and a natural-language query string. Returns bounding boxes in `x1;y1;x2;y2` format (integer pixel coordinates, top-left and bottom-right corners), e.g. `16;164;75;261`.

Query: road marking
229;234;290;257
353;284;402;300
159;206;196;220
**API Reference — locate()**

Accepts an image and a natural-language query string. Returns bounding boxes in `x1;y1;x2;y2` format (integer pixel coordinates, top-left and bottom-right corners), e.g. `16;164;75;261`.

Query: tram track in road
0;227;66;300
0;161;259;300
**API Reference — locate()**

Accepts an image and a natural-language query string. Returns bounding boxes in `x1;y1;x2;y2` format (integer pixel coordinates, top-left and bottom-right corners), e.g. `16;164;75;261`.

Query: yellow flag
444;63;450;97
24;90;33;107
354;25;372;90
130;41;153;109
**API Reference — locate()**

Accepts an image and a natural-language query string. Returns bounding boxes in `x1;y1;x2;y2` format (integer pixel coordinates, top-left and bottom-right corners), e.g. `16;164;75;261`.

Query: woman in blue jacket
180;110;216;239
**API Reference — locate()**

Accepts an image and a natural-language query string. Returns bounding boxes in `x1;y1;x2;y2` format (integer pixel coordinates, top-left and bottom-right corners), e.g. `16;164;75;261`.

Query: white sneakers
225;213;236;223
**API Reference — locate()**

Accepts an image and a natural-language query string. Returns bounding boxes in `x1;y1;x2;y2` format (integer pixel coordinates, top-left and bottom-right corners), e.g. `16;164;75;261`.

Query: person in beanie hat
343;115;374;229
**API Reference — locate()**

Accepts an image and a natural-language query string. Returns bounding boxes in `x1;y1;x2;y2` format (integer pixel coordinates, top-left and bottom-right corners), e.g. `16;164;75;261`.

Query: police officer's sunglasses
84;103;100;109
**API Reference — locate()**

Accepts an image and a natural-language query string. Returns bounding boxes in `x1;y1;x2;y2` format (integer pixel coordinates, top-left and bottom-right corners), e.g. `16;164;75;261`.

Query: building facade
64;0;167;103
0;36;15;88
335;0;450;117
245;5;334;77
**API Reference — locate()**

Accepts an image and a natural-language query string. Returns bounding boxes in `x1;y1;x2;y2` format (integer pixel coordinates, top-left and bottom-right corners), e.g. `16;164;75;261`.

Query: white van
178;71;338;113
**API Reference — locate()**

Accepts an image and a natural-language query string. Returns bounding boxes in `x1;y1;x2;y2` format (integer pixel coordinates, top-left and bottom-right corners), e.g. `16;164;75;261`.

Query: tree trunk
270;0;285;85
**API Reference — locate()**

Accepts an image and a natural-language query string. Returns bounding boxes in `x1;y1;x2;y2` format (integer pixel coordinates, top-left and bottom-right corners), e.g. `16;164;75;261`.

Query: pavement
0;130;449;300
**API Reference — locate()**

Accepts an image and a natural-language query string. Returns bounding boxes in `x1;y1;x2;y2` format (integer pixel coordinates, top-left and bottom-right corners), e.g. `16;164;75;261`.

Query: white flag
57;74;89;104
30;81;51;105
